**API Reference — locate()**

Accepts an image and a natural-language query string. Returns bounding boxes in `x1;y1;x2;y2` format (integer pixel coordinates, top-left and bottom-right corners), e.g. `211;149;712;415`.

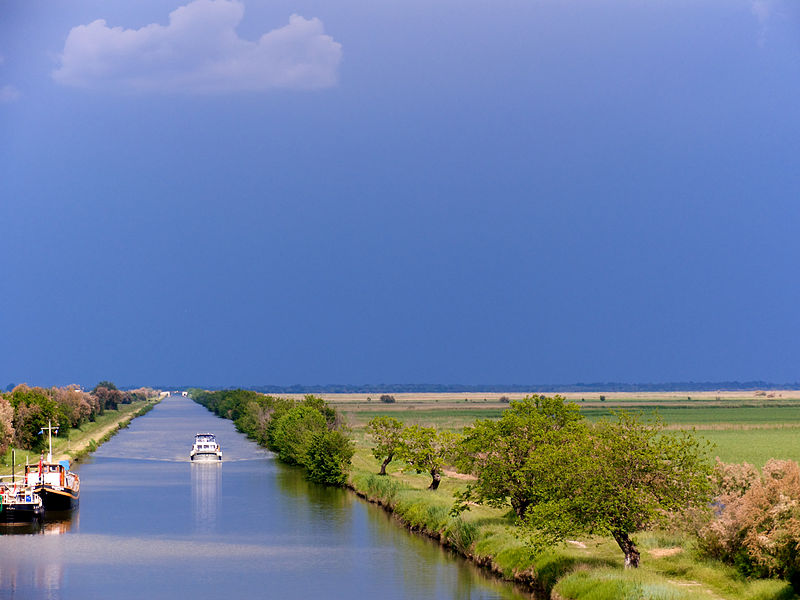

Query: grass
699;429;800;465
343;392;800;598
348;447;797;600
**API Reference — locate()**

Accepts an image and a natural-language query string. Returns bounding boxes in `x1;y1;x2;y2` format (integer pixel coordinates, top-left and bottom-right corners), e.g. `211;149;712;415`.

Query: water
0;396;530;599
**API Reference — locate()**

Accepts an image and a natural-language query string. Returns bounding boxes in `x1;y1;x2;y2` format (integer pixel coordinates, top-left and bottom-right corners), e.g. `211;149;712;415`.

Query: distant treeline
0;381;158;456
190;389;353;486
169;381;800;394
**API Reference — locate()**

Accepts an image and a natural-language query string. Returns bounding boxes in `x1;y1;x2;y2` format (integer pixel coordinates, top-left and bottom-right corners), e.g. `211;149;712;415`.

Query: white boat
190;433;222;461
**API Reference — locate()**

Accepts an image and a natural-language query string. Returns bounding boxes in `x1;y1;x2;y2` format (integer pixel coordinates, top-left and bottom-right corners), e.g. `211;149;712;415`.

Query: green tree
9;385;67;451
94;380;118;391
302;395;339;429
366;416;404;475
270;405;327;466
523;412;712;568
305;430;355;486
455;394;582;518
398;425;459;490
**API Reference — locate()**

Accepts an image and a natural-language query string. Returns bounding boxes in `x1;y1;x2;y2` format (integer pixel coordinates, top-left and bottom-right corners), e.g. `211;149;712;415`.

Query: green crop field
698;428;800;465
581;405;800;425
341;394;800;467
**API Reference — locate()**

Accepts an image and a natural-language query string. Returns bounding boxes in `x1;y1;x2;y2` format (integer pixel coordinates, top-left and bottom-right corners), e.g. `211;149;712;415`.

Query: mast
39;420;58;463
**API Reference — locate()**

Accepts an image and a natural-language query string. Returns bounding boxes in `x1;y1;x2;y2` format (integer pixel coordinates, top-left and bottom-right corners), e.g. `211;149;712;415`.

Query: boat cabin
25;460;72;488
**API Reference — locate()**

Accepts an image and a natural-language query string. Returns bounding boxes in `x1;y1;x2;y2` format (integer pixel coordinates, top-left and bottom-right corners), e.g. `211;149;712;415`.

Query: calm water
0;396;529;599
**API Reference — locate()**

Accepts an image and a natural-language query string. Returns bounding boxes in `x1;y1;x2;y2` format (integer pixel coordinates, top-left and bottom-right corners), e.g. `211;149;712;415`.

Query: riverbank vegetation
193;388;800;599
0;382;161;473
353;395;799;599
190;389;353;486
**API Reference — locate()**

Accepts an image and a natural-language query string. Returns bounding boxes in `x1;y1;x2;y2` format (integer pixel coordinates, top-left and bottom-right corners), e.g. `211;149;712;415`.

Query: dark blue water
0;395;529;599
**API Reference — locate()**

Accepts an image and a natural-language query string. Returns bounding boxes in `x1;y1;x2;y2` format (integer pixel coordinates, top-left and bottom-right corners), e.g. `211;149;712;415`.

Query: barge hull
36;487;79;511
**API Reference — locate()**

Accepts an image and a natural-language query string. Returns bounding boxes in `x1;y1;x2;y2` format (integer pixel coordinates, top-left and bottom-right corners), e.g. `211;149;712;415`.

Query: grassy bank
188;389;800;599
0;399;160;476
348;448;796;600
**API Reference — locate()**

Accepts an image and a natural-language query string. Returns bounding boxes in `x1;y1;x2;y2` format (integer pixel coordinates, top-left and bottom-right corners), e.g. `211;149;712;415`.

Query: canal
0;395;529;599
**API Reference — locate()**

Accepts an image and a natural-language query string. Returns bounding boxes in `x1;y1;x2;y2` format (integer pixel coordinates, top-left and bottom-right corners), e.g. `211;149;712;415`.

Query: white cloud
52;0;342;93
0;84;20;102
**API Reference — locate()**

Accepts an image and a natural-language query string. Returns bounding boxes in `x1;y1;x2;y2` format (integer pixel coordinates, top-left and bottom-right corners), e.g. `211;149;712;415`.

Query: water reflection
0;511;76;536
191;462;221;533
0;558;64;599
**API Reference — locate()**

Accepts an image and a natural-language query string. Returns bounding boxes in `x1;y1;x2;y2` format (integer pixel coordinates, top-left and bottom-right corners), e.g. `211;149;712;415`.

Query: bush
305;430;354;486
93;386;123;411
699;459;800;580
0;396;13;456
270;405;326;466
380;394;396;404
52;385;95;427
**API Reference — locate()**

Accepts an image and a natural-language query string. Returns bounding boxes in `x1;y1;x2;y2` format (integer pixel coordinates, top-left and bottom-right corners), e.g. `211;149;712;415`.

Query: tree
52;385;94;428
0;395;14;456
302;395;340;430
397;425;459;490
270;405;327;466
380;394;396;403
9;385;66;451
523;412;712;568
94;380;118;391
93;386;123;411
455;395;582;518
305;430;355;486
366;416;404;475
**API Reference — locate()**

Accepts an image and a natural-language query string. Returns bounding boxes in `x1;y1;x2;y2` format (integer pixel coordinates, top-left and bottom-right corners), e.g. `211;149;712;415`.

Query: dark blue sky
2;0;800;388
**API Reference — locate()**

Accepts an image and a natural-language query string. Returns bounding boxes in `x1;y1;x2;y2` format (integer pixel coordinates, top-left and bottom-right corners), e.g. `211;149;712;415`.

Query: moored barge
0;484;44;522
25;459;80;511
24;420;80;511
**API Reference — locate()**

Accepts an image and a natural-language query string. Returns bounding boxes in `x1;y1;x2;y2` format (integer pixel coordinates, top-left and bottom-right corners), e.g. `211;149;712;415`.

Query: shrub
698;459;800;580
270;405;326;466
93;386;124;411
0;395;13;456
380;394;396;404
52;385;95;427
305;430;354;486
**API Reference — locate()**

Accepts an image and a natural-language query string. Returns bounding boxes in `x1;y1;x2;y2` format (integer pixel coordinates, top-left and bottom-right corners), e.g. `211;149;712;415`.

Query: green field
699;428;800;465
341;396;800;467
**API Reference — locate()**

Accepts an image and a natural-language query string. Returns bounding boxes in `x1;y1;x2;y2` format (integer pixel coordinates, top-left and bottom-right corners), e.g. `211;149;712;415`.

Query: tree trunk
379;452;393;476
612;530;640;568
428;469;441;490
511;497;530;519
